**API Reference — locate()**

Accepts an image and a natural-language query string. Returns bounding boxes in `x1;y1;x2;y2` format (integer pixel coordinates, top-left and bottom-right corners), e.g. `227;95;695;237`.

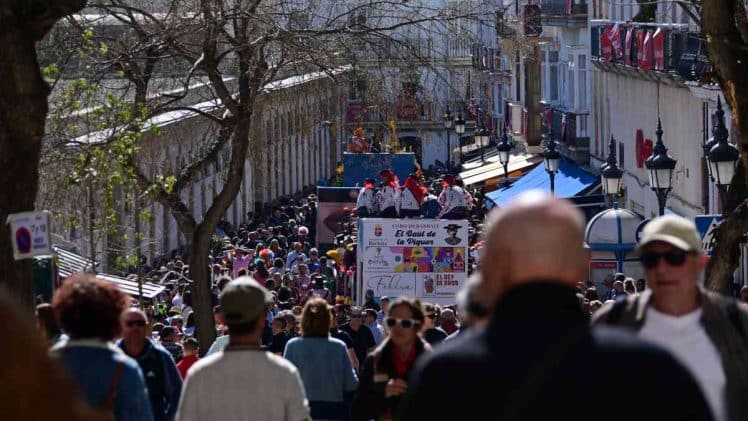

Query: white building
346;0;506;170
43;68;348;271
588;1;726;218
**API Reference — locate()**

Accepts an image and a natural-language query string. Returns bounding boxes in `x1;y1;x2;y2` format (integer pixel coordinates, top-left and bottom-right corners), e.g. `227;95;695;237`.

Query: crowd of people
355;169;481;221
9;174;748;421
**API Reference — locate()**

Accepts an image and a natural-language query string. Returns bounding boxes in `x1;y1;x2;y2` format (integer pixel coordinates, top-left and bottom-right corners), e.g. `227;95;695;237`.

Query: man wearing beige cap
175;277;310;421
594;214;748;421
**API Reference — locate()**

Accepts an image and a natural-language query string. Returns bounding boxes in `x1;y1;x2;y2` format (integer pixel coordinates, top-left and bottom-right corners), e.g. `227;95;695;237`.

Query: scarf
402;176;427;204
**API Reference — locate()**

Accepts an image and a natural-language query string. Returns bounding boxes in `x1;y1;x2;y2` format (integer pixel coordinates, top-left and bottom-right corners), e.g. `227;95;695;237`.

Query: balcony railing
359;37;434;61
471;43;504;74
540;0;588;16
346;101;438;124
447;38;472;59
590;21;711;81
543;104;590;163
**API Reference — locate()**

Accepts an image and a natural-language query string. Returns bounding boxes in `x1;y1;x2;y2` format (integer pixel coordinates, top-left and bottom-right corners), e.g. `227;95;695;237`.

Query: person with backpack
51;274;153;421
593;215;748;421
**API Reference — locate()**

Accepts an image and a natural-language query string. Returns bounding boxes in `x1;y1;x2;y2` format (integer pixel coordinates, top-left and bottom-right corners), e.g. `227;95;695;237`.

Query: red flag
624;28;634;66
653;28;665;71
636;30;645;65
601;24;613;62
608;23;622;61
641;30;654;71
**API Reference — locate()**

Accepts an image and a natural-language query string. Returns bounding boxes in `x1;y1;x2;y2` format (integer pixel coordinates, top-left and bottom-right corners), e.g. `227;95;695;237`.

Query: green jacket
593;289;748;421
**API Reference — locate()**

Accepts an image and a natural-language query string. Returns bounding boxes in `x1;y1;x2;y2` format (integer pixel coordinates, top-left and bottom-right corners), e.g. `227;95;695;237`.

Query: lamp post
454;113;466;169
645;119;677;216
443;106;453;171
543;134;561;195
600;135;623;205
706;97;740;209
475;123;490;165
496;126;513;187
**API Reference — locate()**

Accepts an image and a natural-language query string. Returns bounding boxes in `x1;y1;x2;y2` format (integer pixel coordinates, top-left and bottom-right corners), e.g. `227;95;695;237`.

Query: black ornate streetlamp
706;97;740;208
645;119;677;216
454;113;466;168
543;134;561;195
600;135;623;203
443;106;453;171
496;126;513;187
475;123;491;164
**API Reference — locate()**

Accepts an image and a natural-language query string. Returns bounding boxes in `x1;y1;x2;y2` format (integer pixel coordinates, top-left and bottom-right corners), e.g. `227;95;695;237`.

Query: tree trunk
190;114;254;350
0;25;53;309
706;160;748;293
701;0;748;293
189;224;215;350
0;1;88;309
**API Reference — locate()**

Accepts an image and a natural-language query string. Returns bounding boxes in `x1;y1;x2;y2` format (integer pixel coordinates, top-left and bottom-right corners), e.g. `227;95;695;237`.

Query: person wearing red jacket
176;338;199;379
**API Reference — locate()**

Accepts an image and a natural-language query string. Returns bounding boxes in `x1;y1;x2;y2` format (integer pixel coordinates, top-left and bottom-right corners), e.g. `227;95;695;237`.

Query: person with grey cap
594;214;748;421
175;277;310;421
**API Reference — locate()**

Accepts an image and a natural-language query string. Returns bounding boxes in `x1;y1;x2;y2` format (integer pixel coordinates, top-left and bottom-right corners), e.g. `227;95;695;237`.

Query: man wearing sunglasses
594;214;748;421
119;309;183;421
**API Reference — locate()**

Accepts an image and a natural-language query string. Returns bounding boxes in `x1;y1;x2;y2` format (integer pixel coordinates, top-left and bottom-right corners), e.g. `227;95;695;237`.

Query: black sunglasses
125;320;147;327
385;318;420;329
640;249;689;269
426;314;437;319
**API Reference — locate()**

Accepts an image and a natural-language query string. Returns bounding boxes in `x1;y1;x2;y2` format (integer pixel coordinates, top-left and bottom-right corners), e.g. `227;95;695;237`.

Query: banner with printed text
357;218;469;306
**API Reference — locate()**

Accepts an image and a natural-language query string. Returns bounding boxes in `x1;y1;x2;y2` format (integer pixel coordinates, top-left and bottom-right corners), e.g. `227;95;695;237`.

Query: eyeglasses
640;249;689;269
426;314;437;319
125;320;147;328
385;318;421;329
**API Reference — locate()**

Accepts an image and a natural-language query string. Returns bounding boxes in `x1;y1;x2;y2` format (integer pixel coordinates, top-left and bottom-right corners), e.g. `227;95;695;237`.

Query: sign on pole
694;215;722;256
357;218;469;306
6;211;52;260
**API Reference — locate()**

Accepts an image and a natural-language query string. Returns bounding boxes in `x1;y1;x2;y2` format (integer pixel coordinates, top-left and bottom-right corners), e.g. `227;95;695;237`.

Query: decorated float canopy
584;206;645;294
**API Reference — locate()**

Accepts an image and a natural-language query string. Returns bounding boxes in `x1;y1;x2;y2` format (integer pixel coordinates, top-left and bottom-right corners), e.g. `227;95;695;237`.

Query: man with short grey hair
175;277;310;421
594;214;748;421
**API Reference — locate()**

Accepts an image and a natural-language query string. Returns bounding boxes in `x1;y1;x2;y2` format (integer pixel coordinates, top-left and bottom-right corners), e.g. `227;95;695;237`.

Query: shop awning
485;159;599;209
459;153;542;186
54;247;165;299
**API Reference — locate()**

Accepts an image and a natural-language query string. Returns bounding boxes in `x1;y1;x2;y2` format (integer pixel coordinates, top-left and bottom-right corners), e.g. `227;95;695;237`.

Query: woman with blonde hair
354;298;430;420
284;298;358;420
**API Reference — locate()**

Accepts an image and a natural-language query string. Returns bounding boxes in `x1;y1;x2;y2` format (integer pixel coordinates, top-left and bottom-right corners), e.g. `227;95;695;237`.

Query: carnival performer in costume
356;178;377;217
438;175;468;220
376;169;400;218
398;174;427;218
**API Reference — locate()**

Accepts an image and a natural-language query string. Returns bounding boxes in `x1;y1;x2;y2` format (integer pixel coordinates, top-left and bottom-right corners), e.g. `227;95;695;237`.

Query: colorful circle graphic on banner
15;227;32;254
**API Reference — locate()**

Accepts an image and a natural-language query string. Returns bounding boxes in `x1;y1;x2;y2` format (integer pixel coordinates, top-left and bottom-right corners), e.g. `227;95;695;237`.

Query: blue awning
485;159;599;208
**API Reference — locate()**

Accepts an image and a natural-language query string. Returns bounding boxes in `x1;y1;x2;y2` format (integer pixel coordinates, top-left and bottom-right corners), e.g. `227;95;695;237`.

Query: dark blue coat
118;338;182;421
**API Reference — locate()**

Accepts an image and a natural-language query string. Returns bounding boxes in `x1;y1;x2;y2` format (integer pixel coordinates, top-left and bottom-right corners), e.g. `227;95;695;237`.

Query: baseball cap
220;276;272;324
637;215;701;253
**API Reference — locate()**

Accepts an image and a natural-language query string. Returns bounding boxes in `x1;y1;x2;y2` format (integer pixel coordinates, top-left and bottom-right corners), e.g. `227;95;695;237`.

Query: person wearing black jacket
354;298;430;421
398;192;713;421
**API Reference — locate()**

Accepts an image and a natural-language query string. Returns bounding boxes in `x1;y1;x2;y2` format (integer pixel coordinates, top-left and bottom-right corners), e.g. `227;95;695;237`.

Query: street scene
2;0;748;420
